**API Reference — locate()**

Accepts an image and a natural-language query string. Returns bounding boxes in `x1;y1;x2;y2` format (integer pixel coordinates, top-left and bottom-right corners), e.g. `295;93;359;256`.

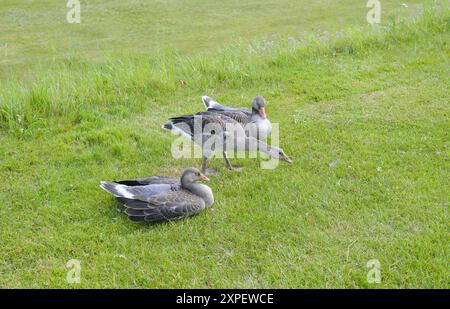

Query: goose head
267;146;293;163
181;167;209;186
251;96;267;119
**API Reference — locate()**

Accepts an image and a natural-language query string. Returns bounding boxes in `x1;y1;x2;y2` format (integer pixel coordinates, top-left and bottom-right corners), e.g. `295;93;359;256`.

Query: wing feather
119;190;206;223
114;176;178;186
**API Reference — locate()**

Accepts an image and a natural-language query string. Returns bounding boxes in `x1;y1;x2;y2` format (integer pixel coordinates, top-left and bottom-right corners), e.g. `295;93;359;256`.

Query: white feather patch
171;124;192;141
202;95;220;109
115;185;135;199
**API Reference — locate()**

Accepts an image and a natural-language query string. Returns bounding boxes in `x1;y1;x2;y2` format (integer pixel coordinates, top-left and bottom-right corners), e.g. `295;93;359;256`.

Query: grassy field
0;1;449;288
0;0;424;79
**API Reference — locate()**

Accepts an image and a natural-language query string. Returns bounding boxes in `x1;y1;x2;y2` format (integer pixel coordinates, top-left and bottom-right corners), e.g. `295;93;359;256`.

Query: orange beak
199;174;210;182
258;107;267;119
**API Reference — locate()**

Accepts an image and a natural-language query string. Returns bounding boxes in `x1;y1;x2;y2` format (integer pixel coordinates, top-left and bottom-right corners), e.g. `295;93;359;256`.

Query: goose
202;95;272;140
100;168;213;223
163;111;292;173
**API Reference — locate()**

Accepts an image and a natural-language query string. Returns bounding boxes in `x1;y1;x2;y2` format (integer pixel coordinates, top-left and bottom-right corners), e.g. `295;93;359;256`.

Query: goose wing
202;95;233;110
168;111;241;139
123;190;207;222
100;181;181;201
113;176;179;186
206;108;251;125
202;95;246;112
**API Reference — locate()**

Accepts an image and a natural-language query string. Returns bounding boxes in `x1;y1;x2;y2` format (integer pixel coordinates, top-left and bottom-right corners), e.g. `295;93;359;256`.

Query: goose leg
202;156;218;175
223;151;242;172
201;156;207;173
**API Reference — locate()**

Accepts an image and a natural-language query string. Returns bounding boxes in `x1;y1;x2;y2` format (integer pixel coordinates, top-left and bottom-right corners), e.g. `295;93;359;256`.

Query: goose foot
205;168;219;175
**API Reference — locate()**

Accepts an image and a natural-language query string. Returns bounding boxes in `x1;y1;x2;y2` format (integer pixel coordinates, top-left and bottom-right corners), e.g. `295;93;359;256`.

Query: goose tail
202;95;222;110
100;181;134;199
202;95;212;109
162;120;193;140
162;123;174;131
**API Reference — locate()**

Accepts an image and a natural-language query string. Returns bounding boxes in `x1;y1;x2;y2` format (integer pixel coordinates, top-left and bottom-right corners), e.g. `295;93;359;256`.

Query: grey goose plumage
100;168;213;223
202;95;272;140
163;111;292;173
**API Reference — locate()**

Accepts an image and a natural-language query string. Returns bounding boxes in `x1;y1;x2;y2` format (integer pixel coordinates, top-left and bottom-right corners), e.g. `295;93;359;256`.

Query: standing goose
202;95;272;140
100;168;213;223
163;111;292;173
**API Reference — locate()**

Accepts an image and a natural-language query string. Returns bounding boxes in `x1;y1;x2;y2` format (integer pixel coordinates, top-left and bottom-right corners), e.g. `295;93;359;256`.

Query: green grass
0;1;449;288
1;1;424;58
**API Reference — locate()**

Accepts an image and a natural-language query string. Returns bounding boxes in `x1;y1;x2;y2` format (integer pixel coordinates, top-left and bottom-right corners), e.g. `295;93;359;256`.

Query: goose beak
282;155;293;163
258;107;267;119
199;174;210;182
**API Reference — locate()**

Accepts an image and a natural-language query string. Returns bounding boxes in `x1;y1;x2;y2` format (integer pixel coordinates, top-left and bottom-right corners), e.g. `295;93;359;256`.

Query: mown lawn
0;1;448;288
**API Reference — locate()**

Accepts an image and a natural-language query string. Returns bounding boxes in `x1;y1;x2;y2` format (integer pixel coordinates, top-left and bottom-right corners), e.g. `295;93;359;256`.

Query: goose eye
196;172;200;176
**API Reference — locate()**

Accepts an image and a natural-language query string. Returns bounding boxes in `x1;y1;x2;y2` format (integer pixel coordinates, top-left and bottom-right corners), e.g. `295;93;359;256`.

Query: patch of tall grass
0;3;447;135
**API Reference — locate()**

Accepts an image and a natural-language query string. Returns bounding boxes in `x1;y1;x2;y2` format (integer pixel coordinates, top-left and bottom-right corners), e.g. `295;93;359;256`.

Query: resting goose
163;111;292;173
100;168;213;223
202;95;272;140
